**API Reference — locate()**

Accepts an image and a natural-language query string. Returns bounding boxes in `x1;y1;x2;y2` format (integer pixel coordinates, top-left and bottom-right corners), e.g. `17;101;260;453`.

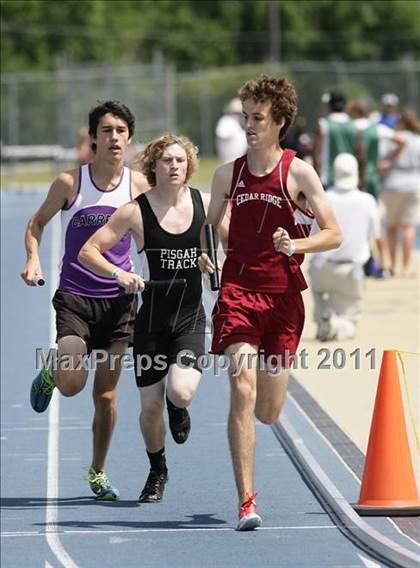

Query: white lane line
1;524;337;538
288;393;420;551
109;536;130;544
388;518;420;550
358;554;382;568
45;214;79;568
2;453;45;457
1;426;90;432
273;416;420;568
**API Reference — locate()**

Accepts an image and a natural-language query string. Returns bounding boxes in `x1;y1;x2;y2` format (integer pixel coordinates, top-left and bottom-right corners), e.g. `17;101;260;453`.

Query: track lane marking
44;215;79;568
1;524;337;538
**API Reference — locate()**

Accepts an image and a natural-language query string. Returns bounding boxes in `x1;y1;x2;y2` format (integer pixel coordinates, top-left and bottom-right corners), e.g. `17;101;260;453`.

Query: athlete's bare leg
53;335;89;396
225;342;258;506
91;341;128;472
139;379;166;452
166;364;201;408
255;367;289;424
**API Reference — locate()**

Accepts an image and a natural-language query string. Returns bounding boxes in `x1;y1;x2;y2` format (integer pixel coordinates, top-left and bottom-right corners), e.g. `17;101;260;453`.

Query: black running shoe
167;398;191;444
138;469;168;503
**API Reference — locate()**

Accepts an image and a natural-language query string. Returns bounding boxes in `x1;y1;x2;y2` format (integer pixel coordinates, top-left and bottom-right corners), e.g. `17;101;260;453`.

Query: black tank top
136;187;205;313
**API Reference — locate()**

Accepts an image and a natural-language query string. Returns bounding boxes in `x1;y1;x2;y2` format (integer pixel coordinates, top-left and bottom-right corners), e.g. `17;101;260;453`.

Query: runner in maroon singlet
199;75;342;531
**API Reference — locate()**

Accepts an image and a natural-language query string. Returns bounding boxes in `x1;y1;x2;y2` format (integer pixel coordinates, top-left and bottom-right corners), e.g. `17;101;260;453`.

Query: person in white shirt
309;153;381;341
347;100;405;277
215;98;248;164
380;109;420;277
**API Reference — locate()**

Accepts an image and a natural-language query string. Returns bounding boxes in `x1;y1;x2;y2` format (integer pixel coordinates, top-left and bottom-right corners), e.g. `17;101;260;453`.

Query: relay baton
205;224;220;291
119;278;187;293
144;279;187;291
32;276;45;286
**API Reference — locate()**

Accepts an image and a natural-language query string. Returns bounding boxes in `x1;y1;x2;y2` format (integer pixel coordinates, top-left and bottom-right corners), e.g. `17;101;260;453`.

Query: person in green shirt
314;91;360;189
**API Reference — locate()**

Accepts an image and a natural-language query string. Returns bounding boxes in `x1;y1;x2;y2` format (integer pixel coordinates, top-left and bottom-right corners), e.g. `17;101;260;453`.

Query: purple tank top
58;164;133;298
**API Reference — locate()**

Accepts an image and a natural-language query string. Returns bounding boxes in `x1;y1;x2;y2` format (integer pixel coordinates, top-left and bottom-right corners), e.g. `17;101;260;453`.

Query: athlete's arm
200;191;230;252
131;170;150;198
78;201;145;293
273;159;342;255
21;170;76;286
377;129;406;174
199;162;233;273
356;132;366;192
312;121;323;176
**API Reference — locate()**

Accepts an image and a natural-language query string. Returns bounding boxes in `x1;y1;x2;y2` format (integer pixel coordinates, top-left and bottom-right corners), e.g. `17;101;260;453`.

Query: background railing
2;59;419;155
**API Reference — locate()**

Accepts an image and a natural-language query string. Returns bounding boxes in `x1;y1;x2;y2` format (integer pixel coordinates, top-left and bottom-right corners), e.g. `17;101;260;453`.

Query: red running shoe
237;492;262;531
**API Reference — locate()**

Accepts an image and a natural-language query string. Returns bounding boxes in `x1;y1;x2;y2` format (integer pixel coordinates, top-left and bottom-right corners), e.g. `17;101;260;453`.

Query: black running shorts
52;290;138;352
134;303;206;387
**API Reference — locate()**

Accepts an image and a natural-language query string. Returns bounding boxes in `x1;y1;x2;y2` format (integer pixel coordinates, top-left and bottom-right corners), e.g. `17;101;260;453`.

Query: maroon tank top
221;149;314;293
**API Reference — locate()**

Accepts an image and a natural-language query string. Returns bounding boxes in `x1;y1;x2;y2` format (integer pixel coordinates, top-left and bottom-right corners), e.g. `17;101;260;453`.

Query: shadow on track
35;513;228;530
1;497;139;509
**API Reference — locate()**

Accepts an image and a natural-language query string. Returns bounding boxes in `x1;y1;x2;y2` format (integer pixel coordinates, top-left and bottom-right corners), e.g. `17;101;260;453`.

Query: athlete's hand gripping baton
119;278;187;294
31;276;45;286
205;224;220;291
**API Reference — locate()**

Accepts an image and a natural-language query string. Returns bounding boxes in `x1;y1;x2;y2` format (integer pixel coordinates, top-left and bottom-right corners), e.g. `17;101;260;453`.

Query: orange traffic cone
354;350;420;516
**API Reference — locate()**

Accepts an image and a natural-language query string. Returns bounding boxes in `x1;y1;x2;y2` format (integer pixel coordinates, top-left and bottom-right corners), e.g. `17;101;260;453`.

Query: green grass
1;167;57;187
190;156;219;190
1;156;220;190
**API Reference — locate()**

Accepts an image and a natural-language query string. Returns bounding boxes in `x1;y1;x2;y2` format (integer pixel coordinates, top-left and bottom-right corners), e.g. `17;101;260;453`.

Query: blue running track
2;189;416;568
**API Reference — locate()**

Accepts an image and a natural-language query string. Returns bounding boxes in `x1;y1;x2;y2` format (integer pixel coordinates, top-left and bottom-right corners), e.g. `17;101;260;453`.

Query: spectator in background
313;90;361;189
282;116;313;163
380;109;420;277
309;153;382;341
348;100;404;200
75;126;95;165
348;100;405;277
215;98;248;163
378;93;400;130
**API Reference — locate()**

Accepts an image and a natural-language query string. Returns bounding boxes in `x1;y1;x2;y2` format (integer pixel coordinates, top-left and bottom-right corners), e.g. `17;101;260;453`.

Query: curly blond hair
135;133;199;186
238;74;297;140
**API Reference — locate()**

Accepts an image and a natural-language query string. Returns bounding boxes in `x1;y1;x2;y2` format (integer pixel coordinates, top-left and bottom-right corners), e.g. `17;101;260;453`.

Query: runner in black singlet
79;133;228;504
134;186;206;385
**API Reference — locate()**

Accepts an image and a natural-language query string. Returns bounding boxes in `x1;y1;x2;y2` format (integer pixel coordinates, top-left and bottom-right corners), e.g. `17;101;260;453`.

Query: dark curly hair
88;100;135;153
238;74;297;140
135;133;199;186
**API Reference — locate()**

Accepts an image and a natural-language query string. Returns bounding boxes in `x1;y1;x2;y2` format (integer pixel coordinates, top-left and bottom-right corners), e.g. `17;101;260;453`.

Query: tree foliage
1;0;419;72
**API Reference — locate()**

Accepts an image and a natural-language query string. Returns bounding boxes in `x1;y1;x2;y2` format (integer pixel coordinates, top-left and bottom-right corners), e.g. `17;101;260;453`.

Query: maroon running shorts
210;284;305;364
